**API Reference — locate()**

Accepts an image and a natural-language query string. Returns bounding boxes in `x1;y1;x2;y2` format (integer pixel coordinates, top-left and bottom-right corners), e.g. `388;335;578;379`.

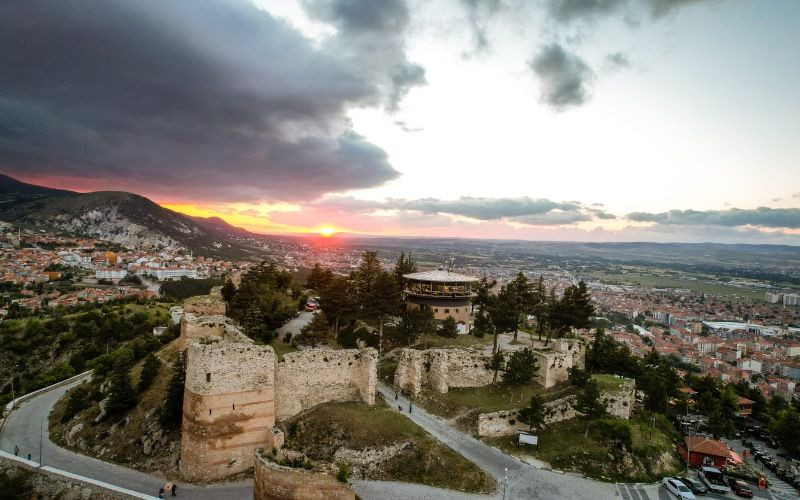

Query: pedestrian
395;391;398;400
158;488;164;499
27;453;31;461
398;404;402;412
409;402;412;413
14;445;19;456
171;483;177;496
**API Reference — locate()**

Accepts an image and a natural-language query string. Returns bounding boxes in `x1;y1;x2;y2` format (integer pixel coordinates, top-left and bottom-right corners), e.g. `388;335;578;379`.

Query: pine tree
485;351;505;385
299;311;330;347
221;278;236;303
438;315;459;338
138;353;160;392
518;394;545;432
574;380;606;437
161;352;186;429
106;352;137;415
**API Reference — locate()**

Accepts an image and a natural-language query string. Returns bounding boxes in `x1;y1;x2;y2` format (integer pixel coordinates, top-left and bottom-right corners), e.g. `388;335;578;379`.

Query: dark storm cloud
316;195;612;225
303;0;426;111
0;0;402;202
627;207;800;229
529;44;594;110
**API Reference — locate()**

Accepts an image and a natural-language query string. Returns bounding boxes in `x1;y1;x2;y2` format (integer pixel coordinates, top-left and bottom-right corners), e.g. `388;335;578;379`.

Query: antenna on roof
446;257;454;272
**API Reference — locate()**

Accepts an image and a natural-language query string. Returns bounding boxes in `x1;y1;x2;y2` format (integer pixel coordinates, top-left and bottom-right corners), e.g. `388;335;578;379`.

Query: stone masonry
477;378;636;437
178;294;378;481
275;348;377;421
253;448;355;500
393;339;585;396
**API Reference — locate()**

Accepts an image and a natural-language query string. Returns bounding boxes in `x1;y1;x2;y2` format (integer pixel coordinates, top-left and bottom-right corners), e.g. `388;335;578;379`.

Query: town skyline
2;0;799;244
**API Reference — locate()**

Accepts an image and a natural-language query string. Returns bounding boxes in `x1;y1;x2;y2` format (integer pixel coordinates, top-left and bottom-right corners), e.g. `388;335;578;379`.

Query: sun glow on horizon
319;226;336;237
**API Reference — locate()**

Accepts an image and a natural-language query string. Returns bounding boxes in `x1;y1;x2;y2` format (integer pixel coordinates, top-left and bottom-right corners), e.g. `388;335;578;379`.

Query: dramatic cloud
529;44;594;110
627;207;800;229
303;0;426;111
313;195;612;226
0;0;403;202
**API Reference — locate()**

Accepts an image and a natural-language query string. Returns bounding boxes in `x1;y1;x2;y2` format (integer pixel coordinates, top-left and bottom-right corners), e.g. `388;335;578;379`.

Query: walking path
377;383;620;500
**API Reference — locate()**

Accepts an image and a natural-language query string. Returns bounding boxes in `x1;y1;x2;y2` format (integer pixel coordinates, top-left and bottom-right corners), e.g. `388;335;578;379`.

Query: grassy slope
282;400;496;494
485;414;681;482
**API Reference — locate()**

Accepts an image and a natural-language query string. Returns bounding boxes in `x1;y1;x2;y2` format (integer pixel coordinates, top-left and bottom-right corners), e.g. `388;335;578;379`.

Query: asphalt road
276;310;314;339
377;382;622;500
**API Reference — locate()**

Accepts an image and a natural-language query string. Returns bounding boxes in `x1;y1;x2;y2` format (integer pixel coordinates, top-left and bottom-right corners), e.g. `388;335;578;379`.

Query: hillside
0;175;257;258
0;173;76;210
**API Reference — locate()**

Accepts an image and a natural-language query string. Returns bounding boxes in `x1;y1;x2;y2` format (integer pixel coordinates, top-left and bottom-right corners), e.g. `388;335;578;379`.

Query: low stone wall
178;314;252;350
477;378;635;437
180;340;276;481
393;348;493;396
183;294;226;316
274;348;377;421
253;448;355;500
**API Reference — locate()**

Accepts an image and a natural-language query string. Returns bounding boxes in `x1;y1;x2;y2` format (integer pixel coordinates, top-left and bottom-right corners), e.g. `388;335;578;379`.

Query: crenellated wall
477;378;636;437
274;348;377;421
253;448;355;500
180;340;276;481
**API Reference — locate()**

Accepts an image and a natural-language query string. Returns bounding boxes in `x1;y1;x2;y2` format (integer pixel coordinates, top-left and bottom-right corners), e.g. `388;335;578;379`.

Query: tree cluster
225;262;296;342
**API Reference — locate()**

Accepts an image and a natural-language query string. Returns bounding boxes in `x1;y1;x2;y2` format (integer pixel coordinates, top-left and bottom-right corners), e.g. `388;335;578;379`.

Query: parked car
698;467;731;495
679;476;708;495
727;478;753;498
662;477;696;499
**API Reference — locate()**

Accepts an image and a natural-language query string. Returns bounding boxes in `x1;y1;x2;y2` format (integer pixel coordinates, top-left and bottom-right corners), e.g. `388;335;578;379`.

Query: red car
728;478;753;498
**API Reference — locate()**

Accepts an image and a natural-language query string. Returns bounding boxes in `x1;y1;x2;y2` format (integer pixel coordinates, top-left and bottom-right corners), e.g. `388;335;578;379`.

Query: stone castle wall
394;341;585;396
274;348;377;421
393;348;493;396
477;378;636;437
183;294;226;316
180;340;277;481
178;314;252;350
253;448;355;500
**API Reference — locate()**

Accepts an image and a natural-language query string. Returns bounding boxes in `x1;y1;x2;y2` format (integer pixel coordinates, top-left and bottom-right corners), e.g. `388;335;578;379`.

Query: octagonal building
403;269;478;333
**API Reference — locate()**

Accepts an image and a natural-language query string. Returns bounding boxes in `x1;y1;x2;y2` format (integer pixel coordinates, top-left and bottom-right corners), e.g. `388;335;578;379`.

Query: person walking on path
171;483;177;496
14;445;19;456
409;401;412;413
158;487;164;499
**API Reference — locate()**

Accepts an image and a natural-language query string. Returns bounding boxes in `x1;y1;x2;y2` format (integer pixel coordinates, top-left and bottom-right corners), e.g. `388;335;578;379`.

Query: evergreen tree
299;311;330;347
138;353;160;392
355;251;382;309
306;263;333;291
318;275;357;336
161;352;186;429
487;285;519;353
221;278;236;303
532;276;548;340
438;315;459;338
518;394;546;432
106;351;136;415
502;348;537;387
472;310;493;339
397;306;435;345
485;351;505;385
574;379;606;437
568;367;591;388
367;271;401;356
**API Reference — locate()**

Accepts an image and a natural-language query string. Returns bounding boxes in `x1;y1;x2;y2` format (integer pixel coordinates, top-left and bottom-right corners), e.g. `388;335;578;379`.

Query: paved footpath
377;383;621;500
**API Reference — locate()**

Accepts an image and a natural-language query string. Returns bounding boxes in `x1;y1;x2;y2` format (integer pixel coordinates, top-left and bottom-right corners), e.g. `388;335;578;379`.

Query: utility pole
39;418;44;466
502;467;508;500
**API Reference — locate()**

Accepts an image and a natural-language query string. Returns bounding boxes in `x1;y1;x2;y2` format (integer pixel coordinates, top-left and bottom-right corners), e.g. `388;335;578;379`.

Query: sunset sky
1;0;799;243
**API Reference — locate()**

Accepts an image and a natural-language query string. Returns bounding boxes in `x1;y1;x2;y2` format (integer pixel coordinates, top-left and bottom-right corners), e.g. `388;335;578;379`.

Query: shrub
336;463;351;483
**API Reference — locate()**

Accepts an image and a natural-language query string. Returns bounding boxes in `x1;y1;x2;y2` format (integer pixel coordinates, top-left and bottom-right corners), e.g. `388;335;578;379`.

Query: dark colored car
680;476;708;495
727;478;754;498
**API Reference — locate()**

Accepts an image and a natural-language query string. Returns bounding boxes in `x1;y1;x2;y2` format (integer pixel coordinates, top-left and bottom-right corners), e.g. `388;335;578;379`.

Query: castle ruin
177;293;377;481
394;338;585;396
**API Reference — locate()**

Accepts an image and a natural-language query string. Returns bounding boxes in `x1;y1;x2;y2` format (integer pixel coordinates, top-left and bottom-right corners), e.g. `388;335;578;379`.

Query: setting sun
319;226;335;237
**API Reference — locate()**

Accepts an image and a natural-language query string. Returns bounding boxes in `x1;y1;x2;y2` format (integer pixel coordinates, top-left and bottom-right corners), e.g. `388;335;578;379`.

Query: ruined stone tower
180;340;277;480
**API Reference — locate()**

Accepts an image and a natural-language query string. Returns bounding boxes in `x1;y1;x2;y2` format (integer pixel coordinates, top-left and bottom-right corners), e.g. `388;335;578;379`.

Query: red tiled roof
685;437;733;458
